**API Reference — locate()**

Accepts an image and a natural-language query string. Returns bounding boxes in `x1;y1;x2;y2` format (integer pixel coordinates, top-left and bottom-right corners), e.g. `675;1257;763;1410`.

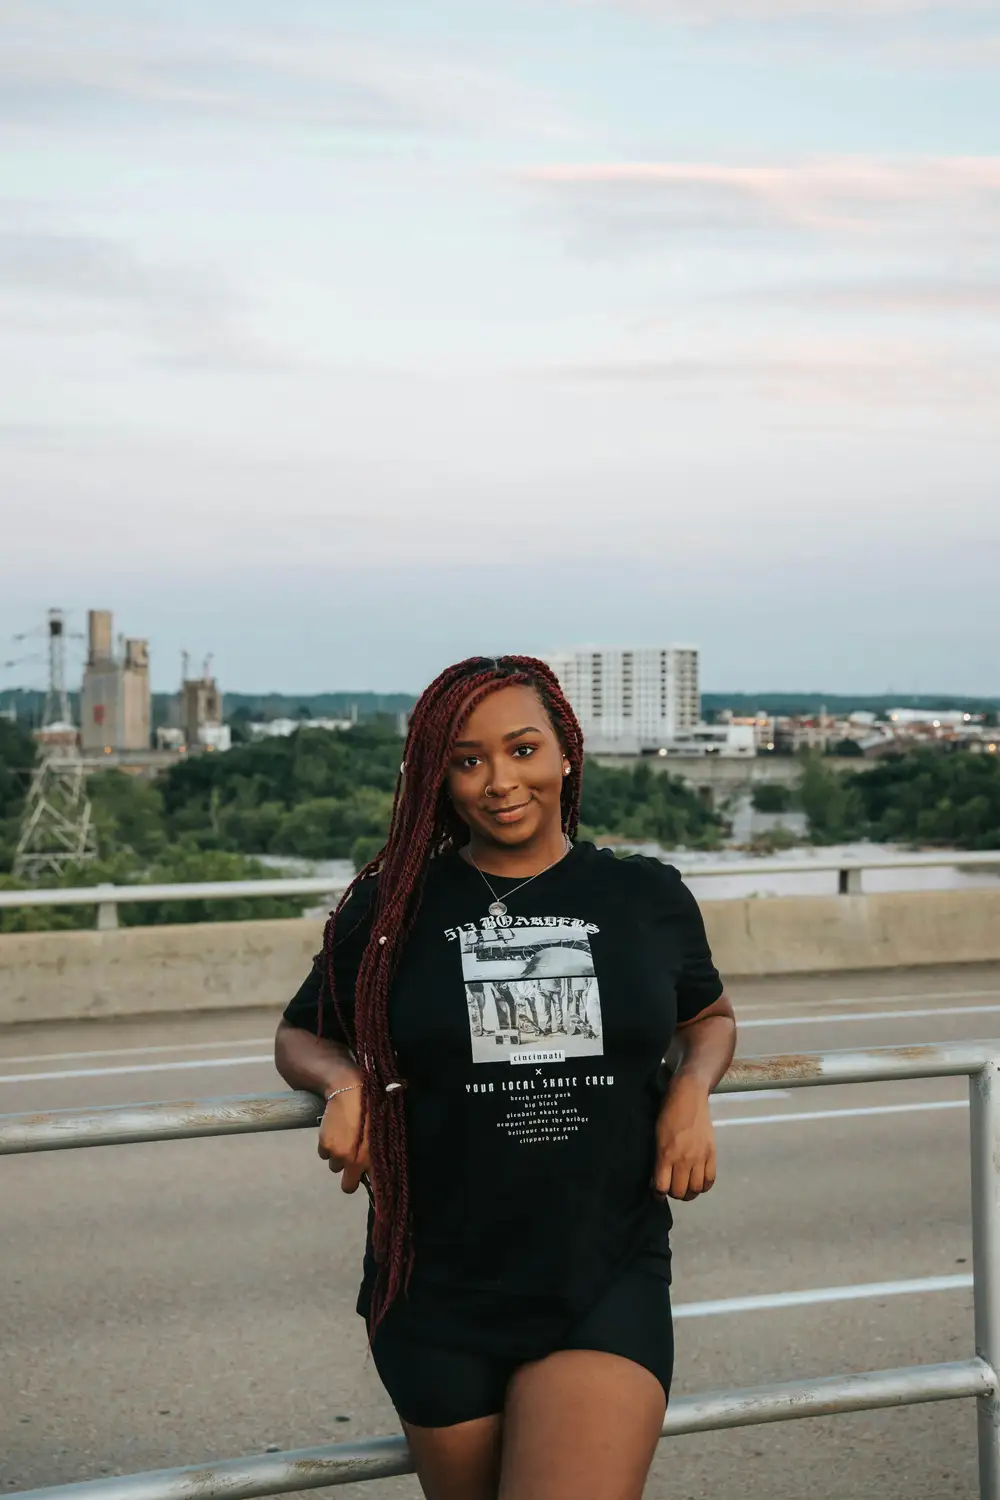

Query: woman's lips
489;801;529;823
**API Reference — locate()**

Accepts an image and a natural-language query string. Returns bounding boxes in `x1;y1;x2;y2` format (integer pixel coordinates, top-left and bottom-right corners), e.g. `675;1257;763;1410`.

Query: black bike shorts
369;1265;673;1429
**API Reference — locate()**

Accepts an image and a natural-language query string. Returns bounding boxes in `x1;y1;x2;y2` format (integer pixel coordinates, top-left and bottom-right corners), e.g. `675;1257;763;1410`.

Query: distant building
887;709;975;728
248;716;354;740
717;711;776;752
544;647;700;755
653;723;755;758
174;664;231;753
155;726;186;752
80;610;151;753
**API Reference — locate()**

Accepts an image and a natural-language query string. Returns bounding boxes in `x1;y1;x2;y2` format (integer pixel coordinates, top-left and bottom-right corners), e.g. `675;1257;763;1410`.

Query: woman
275;654;736;1500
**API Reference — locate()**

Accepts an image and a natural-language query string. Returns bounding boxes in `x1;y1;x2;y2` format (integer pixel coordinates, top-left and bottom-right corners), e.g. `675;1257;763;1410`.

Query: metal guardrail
5;1042;1000;1497
2;849;999;928
0;878;346;930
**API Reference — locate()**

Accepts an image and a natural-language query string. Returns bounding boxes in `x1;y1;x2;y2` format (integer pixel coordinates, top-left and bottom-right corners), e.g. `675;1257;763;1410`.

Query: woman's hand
318;1086;371;1194
652;1073;716;1202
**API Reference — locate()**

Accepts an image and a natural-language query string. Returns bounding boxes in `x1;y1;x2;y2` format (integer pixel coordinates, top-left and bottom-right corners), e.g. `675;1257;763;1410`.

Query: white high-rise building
544;647;700;753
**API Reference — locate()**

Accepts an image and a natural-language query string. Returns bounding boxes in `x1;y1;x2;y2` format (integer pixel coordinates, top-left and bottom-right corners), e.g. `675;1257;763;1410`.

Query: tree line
752;749;1000;847
0;723;722;930
4;718;999;932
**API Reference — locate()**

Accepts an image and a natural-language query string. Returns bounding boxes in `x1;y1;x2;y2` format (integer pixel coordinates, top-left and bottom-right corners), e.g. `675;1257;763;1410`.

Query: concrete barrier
701;888;1000;978
2;889;1000;1026
0;918;327;1028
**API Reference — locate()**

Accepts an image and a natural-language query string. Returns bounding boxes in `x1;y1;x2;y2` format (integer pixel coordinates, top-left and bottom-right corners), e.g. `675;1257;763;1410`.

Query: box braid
318;655;583;1332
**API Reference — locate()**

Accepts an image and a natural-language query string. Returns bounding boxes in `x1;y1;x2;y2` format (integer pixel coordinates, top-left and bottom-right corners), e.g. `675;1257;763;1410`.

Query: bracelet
325;1083;361;1102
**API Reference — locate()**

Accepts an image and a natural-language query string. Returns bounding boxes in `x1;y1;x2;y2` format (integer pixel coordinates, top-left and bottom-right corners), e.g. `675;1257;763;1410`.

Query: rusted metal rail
8;1361;994;1500
5;1044;1000;1498
1;1043;992;1155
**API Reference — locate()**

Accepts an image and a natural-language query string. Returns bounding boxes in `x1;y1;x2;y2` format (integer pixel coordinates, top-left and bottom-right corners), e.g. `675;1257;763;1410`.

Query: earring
563;765;570;776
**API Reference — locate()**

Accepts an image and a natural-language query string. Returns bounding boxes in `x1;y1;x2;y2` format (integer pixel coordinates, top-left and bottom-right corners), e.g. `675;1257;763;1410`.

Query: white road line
713;1100;967;1128
734;990;1000;1014
0;1055;274;1084
1;1038;272;1066
3;990;998;1068
674;1273;972;1320
735;990;1000;1015
713;1090;790;1104
740;1003;1000;1029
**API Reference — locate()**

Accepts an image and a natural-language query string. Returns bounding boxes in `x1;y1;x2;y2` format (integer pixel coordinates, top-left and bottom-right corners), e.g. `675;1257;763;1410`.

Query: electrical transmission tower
42;608;72;727
13;609;98;881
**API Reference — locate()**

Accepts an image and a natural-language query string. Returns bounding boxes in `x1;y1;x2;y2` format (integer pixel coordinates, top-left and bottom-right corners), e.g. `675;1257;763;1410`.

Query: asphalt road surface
4;963;1000;1499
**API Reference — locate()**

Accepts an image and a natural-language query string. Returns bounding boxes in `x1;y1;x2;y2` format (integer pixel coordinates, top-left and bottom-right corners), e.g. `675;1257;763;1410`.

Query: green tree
0;844;310;933
272;787;394;859
751;783;793;814
228;705;254;745
0;720;36;873
747;825;799;854
87;770;168;859
829;738;864;758
579;760;723;849
851;751;1000;849
798;753;867;843
351;834;384;871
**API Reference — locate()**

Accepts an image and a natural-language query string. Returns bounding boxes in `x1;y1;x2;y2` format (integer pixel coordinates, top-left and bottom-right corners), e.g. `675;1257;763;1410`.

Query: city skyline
2;2;999;695
3;619;998;707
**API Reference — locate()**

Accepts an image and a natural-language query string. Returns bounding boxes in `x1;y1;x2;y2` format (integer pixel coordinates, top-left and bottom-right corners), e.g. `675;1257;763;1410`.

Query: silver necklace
467;836;572;920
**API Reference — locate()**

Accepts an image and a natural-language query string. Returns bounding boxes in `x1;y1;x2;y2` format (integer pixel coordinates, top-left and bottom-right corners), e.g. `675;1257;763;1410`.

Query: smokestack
88;610;114;666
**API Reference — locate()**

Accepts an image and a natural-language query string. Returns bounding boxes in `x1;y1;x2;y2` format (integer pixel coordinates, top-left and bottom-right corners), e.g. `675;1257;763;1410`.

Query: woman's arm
653;994;736;1202
274;1020;369;1193
274;1017;360;1097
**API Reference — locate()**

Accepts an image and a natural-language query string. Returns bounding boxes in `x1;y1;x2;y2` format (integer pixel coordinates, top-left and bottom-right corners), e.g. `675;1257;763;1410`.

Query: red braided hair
319;655;584;1331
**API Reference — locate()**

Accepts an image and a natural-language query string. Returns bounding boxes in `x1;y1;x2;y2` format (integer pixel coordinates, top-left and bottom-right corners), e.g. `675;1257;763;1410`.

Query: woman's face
446;683;568;849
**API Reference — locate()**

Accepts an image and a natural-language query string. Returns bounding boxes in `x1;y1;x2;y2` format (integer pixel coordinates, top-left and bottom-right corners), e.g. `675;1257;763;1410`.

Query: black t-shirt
283;841;723;1358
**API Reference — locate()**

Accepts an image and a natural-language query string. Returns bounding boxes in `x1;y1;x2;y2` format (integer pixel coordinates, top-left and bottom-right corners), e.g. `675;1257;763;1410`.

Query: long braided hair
319;655;584;1331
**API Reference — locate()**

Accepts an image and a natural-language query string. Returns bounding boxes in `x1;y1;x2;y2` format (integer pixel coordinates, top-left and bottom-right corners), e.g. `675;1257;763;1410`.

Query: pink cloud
521;157;1000;237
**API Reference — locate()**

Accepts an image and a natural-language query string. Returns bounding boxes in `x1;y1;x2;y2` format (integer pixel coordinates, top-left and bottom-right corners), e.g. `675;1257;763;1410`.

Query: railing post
971;1059;1000;1499
95;885;119;932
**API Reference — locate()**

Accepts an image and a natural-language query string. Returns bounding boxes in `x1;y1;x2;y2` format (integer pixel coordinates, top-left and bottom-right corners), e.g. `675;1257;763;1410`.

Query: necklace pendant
488;900;508;919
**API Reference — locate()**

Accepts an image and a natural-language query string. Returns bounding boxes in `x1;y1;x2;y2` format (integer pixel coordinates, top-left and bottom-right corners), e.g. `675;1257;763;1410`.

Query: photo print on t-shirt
459;922;604;1065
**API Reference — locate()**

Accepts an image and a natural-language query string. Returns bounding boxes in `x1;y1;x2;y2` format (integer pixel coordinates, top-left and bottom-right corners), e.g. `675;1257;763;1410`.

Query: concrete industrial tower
13;609;98;880
80;610;151;754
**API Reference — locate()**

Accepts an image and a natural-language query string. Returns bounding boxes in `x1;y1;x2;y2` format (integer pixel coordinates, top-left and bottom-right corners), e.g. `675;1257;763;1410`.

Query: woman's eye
460;755;481;769
512;744;535;758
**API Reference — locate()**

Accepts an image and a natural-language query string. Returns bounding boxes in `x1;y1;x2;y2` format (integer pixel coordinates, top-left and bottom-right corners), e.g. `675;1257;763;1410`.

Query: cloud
0;221;283;369
569;0;1000;70
0;7;562;139
520;156;1000;249
547;344;1000;407
759;276;1000;314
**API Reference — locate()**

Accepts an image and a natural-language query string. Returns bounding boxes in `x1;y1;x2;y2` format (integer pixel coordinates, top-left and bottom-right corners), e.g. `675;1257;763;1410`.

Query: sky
2;0;999;698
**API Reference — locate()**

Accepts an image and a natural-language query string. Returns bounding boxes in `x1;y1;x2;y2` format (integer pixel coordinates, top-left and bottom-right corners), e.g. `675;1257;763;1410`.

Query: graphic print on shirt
459;921;603;1065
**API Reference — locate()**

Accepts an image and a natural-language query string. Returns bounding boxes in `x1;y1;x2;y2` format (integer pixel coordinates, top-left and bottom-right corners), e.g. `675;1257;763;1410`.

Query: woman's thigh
402;1415;503;1500
371;1270;671;1500
370;1329;508;1500
500;1350;665;1500
498;1269;672;1500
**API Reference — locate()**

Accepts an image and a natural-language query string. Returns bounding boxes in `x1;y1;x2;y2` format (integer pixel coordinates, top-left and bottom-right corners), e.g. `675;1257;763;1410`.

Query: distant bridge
589;753;870;807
